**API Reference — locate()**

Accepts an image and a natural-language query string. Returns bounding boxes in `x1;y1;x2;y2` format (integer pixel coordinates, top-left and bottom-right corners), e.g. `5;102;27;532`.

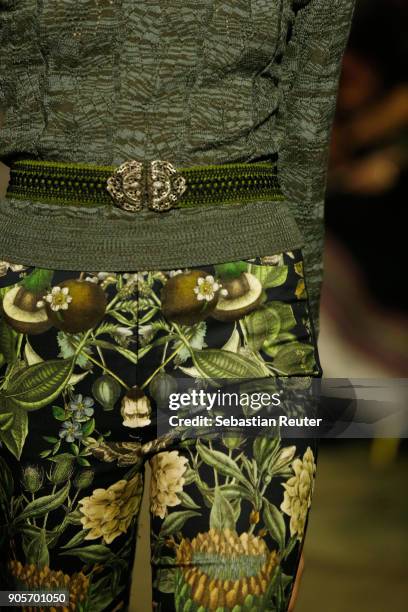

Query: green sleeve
276;0;356;335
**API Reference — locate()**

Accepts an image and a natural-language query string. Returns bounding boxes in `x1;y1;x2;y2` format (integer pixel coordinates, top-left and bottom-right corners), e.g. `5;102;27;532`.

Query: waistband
0;158;305;272
6;158;283;213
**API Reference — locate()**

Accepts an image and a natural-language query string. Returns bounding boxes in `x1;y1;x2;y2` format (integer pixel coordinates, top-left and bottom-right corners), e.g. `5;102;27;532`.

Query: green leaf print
0;319;19;363
272;342;316;375
60;544;113;563
0;456;14;521
214;261;248;279
283;535;298;560
160;510;201;536
60;530;88;550
0;408;28;460
156;565;177;594
65;508;83;525
216;483;252;502
266;302;297;332
24;528;50;569
114;345;138;364
21;268;53;294
244;307;281;350
0;410;14;431
253;436;281;474
196;440;251;488
16;481;70;521
81;418;95;436
92;340;138;364
52;405;67;421
209;488;236;531
249;264;288;288
177;491;200;510
87;574;122;611
2;358;74;411
263;501;286;551
192;349;265;379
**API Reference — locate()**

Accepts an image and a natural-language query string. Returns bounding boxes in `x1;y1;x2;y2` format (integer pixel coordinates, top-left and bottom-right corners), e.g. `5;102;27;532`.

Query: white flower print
39;286;72;311
193;275;227;302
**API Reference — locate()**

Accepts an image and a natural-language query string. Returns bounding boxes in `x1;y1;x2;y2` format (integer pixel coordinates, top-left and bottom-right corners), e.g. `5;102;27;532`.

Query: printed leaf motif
200;483;252;504
192;349;264;379
253;436;280;474
177;491;200;510
160;510;201;536
65;509;83;525
24;340;43;365
210;488;236;531
230;498;242;523
94;340;138;364
284;535;298;559
245;307;280;351
250;265;288;289
273;342;315;375
263;500;286;550
24;528;50;569
60;544;113;563
0;456;14;501
60;530;89;550
196;440;250;487
52;405;67;421
68;371;89;387
222;327;241;353
182;467;197;486
218;484;252;501
81;418;95;437
214;261;248;279
0;410;14;431
114;346;138;364
0;408;28;460
266;302;297;332
177;364;202;379
0;319;18;363
3;358;74;411
22;268;54;294
294;261;304;277
16;482;70;521
57;332;91;369
295;279;306;299
108;311;135;326
275;332;297;343
156;567;176;594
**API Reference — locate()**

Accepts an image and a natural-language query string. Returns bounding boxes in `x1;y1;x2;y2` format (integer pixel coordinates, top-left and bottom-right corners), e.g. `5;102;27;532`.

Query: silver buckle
106;159;187;212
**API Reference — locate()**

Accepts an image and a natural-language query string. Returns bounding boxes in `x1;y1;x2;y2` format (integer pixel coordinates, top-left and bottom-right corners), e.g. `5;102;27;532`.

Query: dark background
298;1;408;610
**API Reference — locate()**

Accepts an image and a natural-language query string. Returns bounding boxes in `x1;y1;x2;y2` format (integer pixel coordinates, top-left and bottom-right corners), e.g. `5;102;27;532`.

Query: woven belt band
6;159;283;211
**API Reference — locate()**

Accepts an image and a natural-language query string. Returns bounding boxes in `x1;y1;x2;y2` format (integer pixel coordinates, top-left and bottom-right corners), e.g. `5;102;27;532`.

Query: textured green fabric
0;0;355;334
7;159;283;208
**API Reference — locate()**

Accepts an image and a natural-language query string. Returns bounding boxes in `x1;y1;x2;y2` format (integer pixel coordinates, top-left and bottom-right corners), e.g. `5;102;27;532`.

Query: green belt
6;158;283;213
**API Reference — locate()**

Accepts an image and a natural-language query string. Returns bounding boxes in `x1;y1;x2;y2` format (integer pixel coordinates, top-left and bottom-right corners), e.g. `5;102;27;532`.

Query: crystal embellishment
106;160;144;212
107;159;187;212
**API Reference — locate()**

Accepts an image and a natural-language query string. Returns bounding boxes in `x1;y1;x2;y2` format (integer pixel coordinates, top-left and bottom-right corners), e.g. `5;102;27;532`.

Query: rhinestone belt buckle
106;159;187;212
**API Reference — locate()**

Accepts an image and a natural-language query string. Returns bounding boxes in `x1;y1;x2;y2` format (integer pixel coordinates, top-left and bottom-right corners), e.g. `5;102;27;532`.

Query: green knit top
0;0;355;333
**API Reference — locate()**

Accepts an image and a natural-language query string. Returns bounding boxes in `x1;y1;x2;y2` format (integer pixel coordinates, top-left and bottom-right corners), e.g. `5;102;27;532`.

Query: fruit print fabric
0;249;321;611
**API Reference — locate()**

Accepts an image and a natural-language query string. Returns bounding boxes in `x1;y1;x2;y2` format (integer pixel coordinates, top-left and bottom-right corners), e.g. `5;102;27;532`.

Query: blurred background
320;0;408;379
297;0;408;610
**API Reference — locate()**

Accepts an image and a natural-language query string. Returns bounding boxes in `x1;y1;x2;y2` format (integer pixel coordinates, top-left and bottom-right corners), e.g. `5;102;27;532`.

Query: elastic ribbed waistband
7;159;283;211
0;195;304;271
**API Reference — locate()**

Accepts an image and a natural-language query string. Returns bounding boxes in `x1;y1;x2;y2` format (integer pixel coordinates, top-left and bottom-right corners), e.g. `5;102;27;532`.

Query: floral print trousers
0;249;322;612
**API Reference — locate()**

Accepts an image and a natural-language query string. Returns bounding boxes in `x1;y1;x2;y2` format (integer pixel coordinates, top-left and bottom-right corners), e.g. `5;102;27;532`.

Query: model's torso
0;0;296;166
